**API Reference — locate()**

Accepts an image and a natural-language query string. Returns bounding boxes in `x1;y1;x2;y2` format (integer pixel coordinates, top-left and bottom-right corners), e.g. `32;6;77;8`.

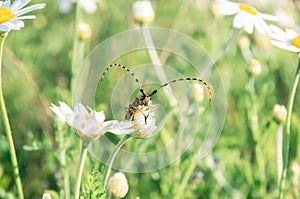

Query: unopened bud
132;0;155;24
192;84;205;102
272;104;287;124
42;192;52;199
238;36;250;50
107;172;129;198
291;161;300;174
254;33;270;49
78;22;92;40
248;59;262;76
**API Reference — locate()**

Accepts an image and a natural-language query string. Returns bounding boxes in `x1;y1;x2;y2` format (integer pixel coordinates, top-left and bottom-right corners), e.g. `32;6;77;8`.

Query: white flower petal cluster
0;0;46;31
131;105;157;138
50;101;134;145
216;0;277;34
269;25;300;53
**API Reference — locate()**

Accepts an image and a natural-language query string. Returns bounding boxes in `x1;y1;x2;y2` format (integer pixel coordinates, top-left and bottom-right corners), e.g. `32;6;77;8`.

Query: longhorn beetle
100;63;212;122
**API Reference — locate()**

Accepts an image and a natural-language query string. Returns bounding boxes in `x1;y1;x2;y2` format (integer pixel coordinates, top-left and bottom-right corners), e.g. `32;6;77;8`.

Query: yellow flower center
0;8;15;24
239;3;257;15
292;35;300;48
99;122;103;128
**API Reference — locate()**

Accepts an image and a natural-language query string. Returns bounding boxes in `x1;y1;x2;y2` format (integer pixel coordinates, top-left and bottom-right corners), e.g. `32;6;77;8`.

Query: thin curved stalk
212;28;239;63
74;145;88;199
279;58;300;198
0;32;24;199
104;134;131;189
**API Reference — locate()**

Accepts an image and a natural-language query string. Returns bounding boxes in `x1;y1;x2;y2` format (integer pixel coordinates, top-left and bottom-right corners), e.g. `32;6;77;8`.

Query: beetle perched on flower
0;0;46;32
100;64;211;139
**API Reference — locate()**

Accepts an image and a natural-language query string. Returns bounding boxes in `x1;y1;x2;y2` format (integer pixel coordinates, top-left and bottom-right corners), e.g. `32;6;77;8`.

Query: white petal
285;29;298;39
50;101;75;125
74;103;88;116
216;0;239;15
271;40;300;52
269;25;289;41
0;24;11;31
94;111;105;123
14;3;46;16
11;0;30;12
80;120;101;136
109;121;134;135
233;12;248;29
244;19;254;34
259;13;278;22
254;18;271;34
2;0;11;8
103;120;134;135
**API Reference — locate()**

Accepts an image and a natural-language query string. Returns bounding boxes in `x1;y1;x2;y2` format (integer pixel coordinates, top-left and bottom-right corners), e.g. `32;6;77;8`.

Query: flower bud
107;172;129;198
192;84;205;102
272;104;287;124
254;33;270;49
248;59;262;76
291;161;300;174
238;36;250;50
132;0;155;24
78;22;92;40
42;192;52;199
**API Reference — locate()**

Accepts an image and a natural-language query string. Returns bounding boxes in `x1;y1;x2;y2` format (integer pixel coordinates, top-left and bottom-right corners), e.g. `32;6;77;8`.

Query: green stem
277;124;283;184
212;28;239;64
64;168;70;199
71;2;84;89
247;76;266;195
279;58;300;198
74;145;88;199
174;159;196;199
0;32;24;199
104;134;131;189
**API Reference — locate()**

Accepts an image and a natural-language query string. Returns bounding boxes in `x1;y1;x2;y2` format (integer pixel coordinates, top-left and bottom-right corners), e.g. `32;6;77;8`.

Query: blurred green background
1;0;300;198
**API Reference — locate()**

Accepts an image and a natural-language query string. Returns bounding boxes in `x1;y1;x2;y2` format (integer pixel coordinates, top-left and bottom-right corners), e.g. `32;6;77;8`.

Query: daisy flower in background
216;0;277;34
58;0;100;14
50;101;134;146
269;25;300;53
0;0;46;31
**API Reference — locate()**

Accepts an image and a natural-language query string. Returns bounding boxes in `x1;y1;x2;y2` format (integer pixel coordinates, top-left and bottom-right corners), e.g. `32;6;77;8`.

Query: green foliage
80;169;106;199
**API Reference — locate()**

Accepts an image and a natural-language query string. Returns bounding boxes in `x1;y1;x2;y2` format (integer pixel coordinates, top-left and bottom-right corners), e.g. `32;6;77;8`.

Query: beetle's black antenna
101;63;142;90
148;77;212;101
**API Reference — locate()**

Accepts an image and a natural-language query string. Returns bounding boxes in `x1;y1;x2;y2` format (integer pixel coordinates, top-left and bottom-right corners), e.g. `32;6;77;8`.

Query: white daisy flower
131;105;157;138
216;0;277;34
269;25;300;53
50;101;134;146
0;0;46;32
